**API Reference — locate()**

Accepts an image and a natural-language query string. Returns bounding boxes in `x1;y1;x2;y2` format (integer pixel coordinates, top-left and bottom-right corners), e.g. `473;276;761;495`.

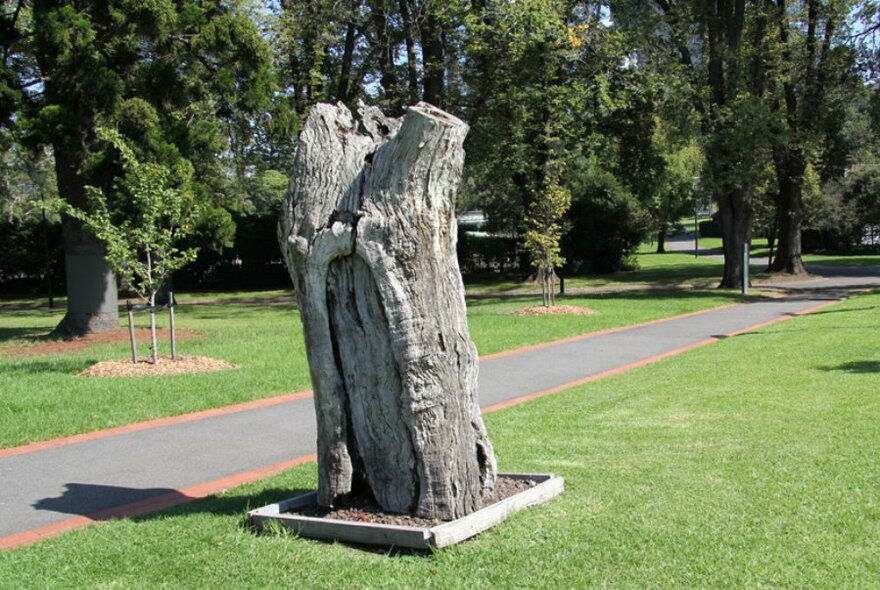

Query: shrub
562;166;652;274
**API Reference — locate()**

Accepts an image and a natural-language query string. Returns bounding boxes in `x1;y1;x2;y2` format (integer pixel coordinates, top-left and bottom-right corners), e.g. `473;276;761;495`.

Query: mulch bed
79;355;235;377
512;304;595;317
2;327;199;357
295;475;537;527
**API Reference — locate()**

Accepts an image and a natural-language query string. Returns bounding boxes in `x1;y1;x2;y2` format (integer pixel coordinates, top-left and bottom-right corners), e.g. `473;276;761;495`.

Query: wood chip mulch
2;328;199;357
294;475;537;527
512;304;595;317
79;355;235;377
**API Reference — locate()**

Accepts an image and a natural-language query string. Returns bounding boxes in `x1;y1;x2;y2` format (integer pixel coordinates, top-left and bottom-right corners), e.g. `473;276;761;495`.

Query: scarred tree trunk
279;102;497;520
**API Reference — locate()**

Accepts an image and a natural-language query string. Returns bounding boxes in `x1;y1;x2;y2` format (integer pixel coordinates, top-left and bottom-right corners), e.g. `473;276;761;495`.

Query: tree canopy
2;0;880;310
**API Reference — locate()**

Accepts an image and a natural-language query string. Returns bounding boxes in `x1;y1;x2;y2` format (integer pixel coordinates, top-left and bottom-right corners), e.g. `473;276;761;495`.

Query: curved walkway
1;266;878;549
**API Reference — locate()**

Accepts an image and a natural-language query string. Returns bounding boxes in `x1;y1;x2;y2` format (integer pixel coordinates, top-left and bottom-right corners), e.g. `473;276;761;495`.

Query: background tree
765;0;856;274
1;1;24;128
522;161;571;306
563;157;653;273
4;0;877;302
19;0;273;335
624;0;775;287
68;129;199;364
0;129;61;293
462;0;583;235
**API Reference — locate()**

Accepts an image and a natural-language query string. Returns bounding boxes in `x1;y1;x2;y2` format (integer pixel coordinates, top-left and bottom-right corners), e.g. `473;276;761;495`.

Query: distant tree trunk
370;1;399;110
768;0;835;276
766;199;779;271
334;0;360;103
770;147;808;275
717;186;753;289
52;146;119;336
420;12;445;108
280;102;497;520
656;225;667;253
399;0;420;104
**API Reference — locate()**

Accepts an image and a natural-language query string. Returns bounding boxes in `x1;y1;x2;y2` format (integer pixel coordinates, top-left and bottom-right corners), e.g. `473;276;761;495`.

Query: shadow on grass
0;326;54;345
33;482;311;521
809;305;878;316
819;360;880;374
580;262;726;285
464;262;728;292
34;482;430;556
0;358;93;375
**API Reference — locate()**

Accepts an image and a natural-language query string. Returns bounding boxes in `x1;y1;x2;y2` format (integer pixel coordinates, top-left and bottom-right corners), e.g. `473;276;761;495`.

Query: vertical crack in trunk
326;254;418;513
325;299;370;503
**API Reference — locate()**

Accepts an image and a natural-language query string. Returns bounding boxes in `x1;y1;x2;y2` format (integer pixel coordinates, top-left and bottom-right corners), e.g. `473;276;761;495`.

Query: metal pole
127;300;138;364
169;291;177;360
742;243;750;295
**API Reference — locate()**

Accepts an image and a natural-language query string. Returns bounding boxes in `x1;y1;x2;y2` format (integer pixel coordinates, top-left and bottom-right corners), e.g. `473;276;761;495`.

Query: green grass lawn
805;253;880;266
465;253;729;292
2;290;877;587
0;289;747;449
466;237;787;294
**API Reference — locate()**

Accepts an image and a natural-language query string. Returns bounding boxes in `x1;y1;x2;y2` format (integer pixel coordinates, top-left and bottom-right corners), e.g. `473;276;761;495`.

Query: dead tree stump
279;102;497;520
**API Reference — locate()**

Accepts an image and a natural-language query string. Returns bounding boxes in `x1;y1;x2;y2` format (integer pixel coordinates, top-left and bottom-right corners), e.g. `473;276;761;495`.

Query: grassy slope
2;291;878;587
0;289;746;449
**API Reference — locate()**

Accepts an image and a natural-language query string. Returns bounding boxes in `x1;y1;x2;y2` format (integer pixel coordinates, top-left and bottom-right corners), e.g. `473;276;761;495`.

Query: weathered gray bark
280;102;497;520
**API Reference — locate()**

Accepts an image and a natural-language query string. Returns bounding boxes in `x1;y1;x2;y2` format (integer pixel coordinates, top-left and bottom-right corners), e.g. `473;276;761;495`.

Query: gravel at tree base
294;475;537;527
512;304;595;317
78;355;234;377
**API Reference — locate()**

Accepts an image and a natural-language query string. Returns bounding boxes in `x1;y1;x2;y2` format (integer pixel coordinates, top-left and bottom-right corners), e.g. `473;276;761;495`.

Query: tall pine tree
23;1;272;334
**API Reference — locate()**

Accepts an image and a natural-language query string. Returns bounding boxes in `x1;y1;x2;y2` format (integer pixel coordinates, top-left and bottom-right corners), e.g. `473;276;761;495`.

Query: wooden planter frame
248;473;563;550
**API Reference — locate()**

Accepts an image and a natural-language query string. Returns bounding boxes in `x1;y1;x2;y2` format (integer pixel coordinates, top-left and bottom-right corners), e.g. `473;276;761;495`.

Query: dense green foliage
0;1;276;316
0;136;60;287
1;0;879;298
563;161;653;274
69;129;201;304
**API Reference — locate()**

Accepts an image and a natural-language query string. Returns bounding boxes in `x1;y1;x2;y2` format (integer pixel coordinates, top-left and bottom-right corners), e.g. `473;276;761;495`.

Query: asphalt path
1;265;878;546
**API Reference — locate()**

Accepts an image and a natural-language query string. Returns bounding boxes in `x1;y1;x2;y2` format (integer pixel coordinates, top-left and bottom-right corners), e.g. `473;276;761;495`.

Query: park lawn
464;253;729;292
465;237;785;294
805;252;880;266
2;291;878;588
0;289;748;449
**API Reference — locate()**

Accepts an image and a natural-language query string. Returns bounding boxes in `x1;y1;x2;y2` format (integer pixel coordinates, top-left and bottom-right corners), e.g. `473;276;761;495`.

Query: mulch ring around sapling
79;355;235;377
294;475;538;527
512;304;595;317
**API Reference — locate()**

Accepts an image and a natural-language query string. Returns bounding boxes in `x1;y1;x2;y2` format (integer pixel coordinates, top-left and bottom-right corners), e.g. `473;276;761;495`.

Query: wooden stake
126;300;138;364
169;291;177;360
